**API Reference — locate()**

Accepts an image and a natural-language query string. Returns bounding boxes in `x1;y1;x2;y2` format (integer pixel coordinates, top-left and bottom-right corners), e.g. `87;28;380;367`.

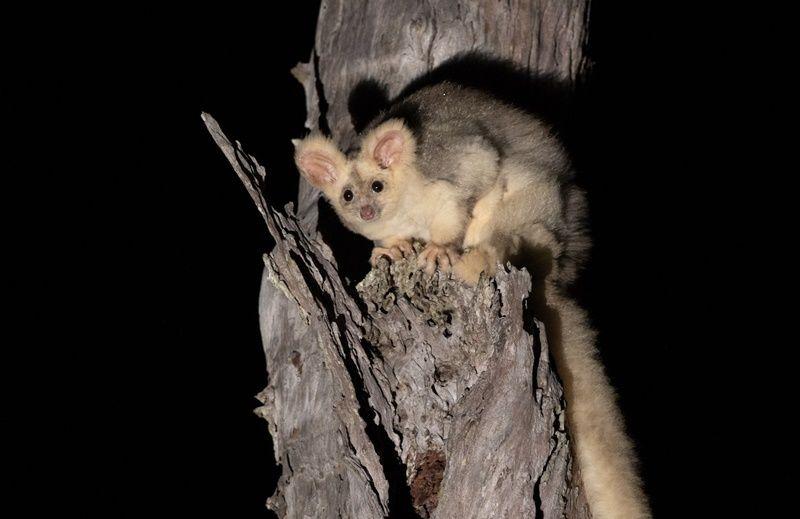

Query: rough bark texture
203;114;589;517
205;0;594;517
311;0;590;152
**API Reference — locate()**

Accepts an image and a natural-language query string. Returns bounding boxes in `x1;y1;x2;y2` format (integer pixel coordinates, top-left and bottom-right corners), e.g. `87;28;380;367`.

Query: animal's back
370;82;589;284
370;82;575;186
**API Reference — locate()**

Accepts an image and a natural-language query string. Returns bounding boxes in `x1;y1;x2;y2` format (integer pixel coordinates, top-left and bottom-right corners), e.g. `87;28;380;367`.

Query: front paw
418;243;460;275
369;240;413;266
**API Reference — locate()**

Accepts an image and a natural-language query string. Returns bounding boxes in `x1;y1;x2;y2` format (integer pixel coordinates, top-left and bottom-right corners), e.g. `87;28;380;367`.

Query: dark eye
371;181;384;193
343;189;354;202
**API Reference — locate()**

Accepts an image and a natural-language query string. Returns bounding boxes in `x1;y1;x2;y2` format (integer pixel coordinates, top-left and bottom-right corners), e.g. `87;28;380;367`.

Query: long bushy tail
453;173;652;517
545;286;652;519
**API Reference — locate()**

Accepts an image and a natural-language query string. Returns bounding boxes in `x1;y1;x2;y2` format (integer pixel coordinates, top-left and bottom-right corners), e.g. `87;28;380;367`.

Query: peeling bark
204;0;594;516
202;122;589;518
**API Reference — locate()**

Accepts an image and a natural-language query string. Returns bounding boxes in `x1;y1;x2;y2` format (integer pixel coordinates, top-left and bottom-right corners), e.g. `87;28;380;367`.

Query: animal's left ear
362;119;416;170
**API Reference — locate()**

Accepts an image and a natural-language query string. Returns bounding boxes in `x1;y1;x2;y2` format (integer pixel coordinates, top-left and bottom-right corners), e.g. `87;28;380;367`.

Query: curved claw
394;240;414;258
370;239;413;266
370;247;399;266
418;243;460;275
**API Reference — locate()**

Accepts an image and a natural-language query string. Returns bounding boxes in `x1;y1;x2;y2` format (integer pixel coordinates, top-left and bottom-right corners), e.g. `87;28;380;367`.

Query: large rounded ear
361;119;416;170
293;134;347;188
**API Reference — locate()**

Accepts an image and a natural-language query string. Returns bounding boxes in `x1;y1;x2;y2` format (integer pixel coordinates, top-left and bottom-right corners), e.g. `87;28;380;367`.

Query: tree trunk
204;1;593;516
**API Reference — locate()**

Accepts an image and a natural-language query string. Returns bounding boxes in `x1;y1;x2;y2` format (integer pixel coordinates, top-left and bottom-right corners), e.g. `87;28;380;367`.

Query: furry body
294;82;651;519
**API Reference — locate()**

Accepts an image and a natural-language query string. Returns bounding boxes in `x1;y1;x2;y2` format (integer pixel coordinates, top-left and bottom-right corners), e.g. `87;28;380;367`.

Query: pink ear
372;130;405;168
296;150;339;187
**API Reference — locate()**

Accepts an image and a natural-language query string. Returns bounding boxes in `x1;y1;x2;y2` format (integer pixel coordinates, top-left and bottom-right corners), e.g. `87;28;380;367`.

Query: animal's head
293;119;416;239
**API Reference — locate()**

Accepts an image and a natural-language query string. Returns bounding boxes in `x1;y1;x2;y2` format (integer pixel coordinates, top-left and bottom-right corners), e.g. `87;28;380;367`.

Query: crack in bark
287;248;418;518
312;50;332;136
203;2;594;515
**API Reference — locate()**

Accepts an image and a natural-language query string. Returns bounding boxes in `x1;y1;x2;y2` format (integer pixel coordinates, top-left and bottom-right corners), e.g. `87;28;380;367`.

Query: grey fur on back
368;82;574;182
365;82;590;285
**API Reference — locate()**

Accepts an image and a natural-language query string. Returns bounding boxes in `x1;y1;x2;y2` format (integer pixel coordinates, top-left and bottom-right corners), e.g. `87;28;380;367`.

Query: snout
360;205;376;221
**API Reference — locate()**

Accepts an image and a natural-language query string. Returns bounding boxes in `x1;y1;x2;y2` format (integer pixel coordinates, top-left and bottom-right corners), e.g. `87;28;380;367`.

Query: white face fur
293;120;417;240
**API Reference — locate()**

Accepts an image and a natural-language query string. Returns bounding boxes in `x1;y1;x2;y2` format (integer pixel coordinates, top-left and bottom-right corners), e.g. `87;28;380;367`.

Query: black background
146;2;704;517
5;1;737;516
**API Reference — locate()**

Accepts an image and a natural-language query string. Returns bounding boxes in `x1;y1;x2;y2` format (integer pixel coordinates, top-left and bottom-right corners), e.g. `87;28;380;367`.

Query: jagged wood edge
202;112;390;517
202;113;590;517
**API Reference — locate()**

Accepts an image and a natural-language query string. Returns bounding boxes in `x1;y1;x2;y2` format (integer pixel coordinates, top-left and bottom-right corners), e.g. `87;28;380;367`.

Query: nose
360;205;375;221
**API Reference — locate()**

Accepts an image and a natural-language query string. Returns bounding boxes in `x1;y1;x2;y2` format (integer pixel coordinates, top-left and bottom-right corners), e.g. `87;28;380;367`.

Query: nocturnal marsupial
293;81;651;519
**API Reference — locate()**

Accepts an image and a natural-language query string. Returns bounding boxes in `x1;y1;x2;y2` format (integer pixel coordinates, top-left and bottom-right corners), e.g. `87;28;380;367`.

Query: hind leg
452;233;520;285
452;246;496;285
461;172;564;283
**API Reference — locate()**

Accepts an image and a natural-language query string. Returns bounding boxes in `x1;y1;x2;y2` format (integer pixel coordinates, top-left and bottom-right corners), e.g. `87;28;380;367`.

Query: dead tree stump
204;0;593;516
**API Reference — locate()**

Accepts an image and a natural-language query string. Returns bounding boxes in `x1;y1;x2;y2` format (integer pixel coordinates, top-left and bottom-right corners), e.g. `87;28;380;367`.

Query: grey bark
204;0;593;517
311;0;590;152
